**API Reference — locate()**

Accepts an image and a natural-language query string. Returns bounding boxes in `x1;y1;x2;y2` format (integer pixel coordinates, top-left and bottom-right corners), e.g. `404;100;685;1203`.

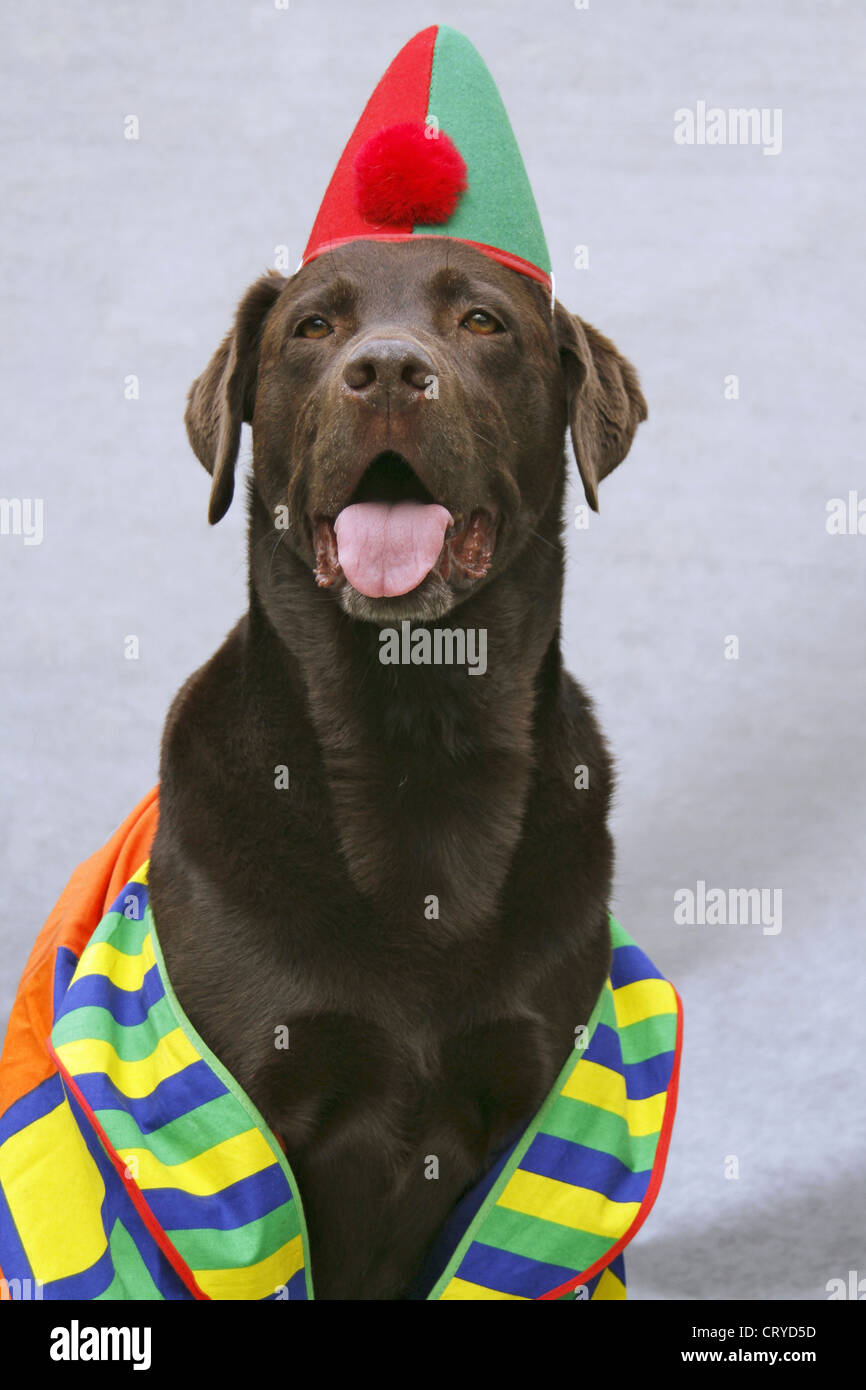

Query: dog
0;25;681;1304
145;234;648;1299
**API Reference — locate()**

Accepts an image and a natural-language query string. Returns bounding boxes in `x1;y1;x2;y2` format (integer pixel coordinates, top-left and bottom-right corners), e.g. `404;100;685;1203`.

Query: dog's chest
199;959;572;1299
266;1015;558;1299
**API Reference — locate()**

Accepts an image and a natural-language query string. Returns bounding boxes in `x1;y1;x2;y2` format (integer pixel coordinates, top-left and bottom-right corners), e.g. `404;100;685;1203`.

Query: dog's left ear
554;303;648;512
186;270;288;524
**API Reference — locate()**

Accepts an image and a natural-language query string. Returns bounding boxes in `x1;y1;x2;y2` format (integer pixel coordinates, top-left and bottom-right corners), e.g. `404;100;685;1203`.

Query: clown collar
1;864;681;1300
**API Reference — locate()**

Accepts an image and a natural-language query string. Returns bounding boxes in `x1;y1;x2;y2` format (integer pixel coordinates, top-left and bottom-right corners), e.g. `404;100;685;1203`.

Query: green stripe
478;1204;611;1275
52;995;177;1057
418;25;550;273
608;916;632;950
95;1092;258;1165
594;982;618;1030
167;1200;299;1272
542;1096;661;1172
95;1219;165;1300
86;910;150;955
619;1011;678;1065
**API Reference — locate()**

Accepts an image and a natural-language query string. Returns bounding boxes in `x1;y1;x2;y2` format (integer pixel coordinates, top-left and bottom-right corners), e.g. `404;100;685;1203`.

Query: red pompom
354;122;468;227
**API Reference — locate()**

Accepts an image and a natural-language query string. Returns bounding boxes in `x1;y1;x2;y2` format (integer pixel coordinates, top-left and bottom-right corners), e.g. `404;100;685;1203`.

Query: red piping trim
538;984;684;1300
302;234;552;291
46;1038;210;1301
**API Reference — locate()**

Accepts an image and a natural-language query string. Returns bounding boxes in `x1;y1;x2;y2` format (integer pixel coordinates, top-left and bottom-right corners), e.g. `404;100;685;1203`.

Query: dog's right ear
554;303;648;513
185;270;287;524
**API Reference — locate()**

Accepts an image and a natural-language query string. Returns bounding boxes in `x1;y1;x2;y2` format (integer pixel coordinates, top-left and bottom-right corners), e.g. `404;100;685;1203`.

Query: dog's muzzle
312;505;496;598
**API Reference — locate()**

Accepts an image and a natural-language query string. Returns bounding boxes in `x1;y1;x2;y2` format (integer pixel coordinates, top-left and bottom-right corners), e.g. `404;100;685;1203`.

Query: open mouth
312;451;496;599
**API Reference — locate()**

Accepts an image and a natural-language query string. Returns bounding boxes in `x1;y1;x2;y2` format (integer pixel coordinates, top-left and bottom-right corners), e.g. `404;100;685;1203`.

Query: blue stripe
610;943;663;989
38;1245;116;1300
519;1132;651;1203
624;1049;675;1101
584;1020;624;1070
264;1265;308;1300
104;1220;193;1300
282;1266;309;1301
59;962;166;1028
585;1022;673;1100
0;1074;66;1145
106;882;150;920
403;1120;527;1299
149;1165;293;1233
53;945;80;1018
456;1240;581;1299
586;1250;627;1297
286;1265;308;1300
71;1059;228;1133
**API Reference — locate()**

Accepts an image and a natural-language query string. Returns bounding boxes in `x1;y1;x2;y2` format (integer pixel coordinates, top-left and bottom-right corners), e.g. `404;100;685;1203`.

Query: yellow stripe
560;1057;666;1136
74;934;157;992
498;1170;640;1239
0;1102;107;1284
612;977;677;1028
439;1277;528;1301
592;1265;627;1300
55;1026;199;1098
194;1233;304;1300
117;1127;277;1195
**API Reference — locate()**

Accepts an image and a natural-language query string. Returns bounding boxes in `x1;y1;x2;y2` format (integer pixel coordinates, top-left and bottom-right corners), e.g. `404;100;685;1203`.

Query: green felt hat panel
416;26;551;275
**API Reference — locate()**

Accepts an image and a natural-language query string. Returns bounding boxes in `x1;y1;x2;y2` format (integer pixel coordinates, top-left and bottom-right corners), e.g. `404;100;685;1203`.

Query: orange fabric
0;787;160;1122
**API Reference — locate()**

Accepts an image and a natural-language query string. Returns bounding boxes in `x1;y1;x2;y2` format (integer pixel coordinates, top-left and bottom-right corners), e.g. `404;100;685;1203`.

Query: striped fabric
430;921;682;1299
1;866;308;1300
0;865;681;1301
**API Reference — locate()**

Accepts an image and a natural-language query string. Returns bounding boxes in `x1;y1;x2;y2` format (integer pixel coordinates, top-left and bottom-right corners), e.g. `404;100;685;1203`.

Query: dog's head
186;238;646;622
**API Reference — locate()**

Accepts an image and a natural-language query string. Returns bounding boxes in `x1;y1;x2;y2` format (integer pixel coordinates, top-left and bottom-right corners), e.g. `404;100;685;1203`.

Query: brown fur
148;238;647;1299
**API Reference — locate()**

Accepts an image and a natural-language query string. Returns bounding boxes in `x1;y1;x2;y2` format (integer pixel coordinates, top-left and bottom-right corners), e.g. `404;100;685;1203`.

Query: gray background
2;0;863;1300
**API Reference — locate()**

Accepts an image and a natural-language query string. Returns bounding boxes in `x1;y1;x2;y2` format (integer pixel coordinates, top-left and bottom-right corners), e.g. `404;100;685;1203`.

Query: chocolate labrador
148;237;647;1299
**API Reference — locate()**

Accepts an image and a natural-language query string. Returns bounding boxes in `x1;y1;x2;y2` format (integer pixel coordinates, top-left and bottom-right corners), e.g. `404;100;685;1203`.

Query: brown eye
462;309;503;335
295;315;333;339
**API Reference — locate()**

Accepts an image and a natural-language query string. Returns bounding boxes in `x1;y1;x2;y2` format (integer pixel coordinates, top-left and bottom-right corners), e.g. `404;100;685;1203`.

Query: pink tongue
334;501;453;598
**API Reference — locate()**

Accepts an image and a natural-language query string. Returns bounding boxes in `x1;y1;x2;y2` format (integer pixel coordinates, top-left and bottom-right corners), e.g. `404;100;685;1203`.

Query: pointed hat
302;25;552;290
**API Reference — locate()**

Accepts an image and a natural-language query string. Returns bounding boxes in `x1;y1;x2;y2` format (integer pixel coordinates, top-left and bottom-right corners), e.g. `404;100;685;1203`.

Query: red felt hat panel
303;26;437;257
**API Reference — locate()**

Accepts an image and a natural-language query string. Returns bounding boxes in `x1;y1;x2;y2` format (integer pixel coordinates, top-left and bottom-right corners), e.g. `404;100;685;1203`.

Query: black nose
342;337;435;404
